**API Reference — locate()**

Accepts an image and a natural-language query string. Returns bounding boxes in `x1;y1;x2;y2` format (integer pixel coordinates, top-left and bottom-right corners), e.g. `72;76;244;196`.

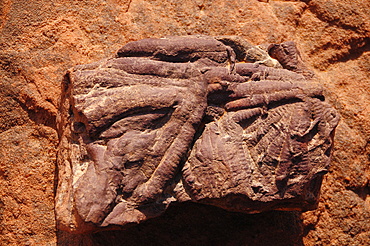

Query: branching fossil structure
56;35;339;232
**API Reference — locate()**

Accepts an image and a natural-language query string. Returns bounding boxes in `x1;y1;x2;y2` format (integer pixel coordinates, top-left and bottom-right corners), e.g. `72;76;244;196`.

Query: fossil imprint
56;36;339;232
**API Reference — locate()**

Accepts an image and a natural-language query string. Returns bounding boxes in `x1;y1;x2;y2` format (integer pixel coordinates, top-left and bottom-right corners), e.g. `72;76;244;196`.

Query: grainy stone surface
0;0;369;245
0;126;57;245
56;36;338;233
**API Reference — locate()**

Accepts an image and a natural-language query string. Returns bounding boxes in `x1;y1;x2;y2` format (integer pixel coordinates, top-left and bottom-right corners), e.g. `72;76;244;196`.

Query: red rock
0;0;369;245
56;36;338;233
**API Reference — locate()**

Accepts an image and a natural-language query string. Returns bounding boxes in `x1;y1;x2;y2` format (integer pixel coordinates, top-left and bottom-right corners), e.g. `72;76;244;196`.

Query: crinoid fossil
56;35;339;232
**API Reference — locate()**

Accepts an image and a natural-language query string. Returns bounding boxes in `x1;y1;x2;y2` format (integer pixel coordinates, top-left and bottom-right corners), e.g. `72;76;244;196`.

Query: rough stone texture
0;0;369;245
56;36;338;232
0;126;57;245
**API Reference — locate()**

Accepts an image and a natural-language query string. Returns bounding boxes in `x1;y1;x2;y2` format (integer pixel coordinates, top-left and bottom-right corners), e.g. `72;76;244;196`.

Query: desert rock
56;36;338;232
0;0;369;245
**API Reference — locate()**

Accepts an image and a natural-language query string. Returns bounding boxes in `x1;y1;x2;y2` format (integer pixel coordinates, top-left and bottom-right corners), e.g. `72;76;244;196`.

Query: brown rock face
56;36;338;232
1;0;369;245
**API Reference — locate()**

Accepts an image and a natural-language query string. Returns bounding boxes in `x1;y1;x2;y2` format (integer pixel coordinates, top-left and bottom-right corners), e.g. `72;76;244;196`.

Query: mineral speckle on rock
56;35;339;233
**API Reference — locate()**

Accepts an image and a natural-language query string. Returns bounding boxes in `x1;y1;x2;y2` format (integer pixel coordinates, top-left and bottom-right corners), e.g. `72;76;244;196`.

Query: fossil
56;35;339;232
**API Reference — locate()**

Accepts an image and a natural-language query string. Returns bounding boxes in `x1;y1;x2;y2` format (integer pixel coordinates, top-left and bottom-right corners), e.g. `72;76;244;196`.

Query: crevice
308;2;367;33
89;106;175;140
328;37;370;64
346;182;370;201
15;94;57;130
1;52;58;130
309;36;370;70
302;208;323;237
125;0;132;13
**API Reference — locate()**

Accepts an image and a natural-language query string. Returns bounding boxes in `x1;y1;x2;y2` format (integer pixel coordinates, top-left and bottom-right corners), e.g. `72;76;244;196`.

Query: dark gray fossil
56;35;339;232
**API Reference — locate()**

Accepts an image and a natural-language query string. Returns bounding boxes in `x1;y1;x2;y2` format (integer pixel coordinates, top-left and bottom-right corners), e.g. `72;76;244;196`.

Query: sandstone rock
1;0;369;245
56;36;338;232
0;126;57;245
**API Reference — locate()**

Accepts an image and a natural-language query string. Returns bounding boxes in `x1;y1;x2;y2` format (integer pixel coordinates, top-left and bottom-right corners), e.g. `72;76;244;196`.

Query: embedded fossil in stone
56;35;339;233
215;35;282;68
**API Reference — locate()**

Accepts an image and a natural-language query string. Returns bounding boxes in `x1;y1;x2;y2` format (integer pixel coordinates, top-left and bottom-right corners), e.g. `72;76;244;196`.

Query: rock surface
0;0;369;245
56;36;338;232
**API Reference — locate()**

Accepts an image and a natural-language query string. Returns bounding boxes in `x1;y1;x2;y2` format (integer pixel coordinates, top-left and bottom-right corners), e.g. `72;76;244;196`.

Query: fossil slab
56;35;339;232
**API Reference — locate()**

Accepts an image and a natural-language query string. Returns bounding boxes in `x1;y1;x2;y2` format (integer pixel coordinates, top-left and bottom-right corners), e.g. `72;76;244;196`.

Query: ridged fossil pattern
56;35;339;232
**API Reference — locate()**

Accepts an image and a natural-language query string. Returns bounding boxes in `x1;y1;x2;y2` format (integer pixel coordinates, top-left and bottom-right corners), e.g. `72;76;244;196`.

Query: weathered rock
1;0;369;245
216;35;282;68
56;36;338;232
0;126;57;245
